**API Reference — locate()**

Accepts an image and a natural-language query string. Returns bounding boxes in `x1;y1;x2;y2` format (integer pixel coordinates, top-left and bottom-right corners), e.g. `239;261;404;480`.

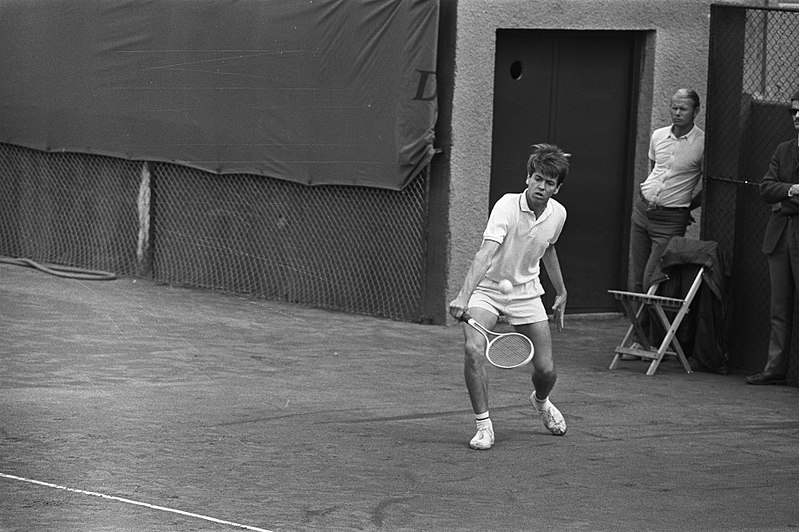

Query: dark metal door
490;30;641;313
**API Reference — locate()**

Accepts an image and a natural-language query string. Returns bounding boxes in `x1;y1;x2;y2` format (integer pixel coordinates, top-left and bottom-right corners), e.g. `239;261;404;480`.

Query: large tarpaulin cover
0;0;438;190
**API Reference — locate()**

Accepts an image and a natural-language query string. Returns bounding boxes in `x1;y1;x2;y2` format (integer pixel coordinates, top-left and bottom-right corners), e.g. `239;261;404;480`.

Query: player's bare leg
515;320;567;435
463;307;498;449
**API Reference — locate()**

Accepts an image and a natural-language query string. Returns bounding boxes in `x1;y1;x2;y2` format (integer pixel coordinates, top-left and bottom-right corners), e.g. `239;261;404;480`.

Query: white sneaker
530;393;567;436
469;424;495;450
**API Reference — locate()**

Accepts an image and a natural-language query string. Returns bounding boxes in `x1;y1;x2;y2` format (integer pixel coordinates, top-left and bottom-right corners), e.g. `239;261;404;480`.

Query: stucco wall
445;0;748;313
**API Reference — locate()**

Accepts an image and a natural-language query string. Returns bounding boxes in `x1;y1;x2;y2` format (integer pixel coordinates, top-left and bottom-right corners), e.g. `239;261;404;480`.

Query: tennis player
449;143;569;450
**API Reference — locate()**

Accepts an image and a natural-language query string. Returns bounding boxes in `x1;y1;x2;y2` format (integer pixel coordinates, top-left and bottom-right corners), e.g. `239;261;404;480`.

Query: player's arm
689;158;705;210
689;187;703;210
448;239;500;320
541;243;567;331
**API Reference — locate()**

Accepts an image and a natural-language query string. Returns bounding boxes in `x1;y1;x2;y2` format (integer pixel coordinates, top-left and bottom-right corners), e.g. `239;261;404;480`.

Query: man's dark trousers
629;200;691;293
764;219;799;376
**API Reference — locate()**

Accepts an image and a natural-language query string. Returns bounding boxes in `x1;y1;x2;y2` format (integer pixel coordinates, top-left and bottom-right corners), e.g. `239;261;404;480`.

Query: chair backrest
680;266;705;308
652;263;705;306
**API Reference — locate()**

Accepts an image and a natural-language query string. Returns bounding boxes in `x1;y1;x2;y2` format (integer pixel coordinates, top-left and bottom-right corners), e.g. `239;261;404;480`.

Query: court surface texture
1;264;798;531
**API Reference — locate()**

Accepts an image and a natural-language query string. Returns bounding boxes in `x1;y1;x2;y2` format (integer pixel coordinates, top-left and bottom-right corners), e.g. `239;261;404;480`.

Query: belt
639;196;688;212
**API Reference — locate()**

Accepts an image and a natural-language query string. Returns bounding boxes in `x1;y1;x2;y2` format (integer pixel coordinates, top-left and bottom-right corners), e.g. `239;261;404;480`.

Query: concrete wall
443;0;750;318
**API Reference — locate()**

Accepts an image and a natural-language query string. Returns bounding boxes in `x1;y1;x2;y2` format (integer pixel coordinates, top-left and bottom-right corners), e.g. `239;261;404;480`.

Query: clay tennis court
1;264;798;531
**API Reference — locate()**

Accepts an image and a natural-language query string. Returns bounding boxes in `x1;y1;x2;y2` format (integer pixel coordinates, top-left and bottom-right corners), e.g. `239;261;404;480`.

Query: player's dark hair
526;143;570;186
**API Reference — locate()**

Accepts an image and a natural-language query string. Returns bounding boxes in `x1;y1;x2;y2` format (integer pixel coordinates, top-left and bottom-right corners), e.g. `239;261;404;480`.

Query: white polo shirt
482;192;566;287
640;124;705;208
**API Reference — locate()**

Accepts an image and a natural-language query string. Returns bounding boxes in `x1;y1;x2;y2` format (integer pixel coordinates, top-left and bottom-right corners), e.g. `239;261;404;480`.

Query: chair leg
626;301;651;349
657;304;694;374
611;299;660;369
671;336;693;374
645;305;694;376
609;321;635;369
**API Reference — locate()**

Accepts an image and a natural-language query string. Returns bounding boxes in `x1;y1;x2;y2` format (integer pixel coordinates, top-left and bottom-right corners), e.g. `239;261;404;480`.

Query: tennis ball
498;279;513;294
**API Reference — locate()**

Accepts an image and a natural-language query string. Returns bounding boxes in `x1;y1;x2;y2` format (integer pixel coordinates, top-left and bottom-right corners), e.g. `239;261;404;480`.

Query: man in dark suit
748;90;799;385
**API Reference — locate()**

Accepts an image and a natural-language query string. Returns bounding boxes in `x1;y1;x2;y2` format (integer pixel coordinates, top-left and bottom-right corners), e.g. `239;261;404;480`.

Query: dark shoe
745;372;786;385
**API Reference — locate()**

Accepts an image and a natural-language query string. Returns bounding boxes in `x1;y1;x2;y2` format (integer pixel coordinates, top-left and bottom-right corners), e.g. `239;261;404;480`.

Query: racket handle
459;311;473;323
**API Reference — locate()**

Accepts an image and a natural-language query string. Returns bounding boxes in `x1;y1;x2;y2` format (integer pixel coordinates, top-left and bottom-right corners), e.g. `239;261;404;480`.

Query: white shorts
468;278;549;325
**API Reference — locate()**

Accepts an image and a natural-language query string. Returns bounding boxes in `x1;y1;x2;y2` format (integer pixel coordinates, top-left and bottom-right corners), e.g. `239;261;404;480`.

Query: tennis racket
460;311;534;369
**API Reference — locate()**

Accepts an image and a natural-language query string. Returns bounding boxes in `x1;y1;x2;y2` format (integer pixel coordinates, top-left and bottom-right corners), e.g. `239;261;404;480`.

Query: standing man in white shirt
629;89;705;295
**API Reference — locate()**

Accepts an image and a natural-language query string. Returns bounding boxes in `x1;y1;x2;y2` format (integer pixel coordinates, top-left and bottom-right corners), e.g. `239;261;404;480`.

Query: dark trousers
765;220;799;375
629;199;691;292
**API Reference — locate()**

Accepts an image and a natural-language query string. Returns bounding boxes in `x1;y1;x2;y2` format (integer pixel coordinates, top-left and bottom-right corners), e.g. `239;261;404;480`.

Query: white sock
532;392;547;405
475;411;491;429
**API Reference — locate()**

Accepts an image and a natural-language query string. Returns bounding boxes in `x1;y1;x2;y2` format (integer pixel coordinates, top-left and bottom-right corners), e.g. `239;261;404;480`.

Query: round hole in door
510;60;523;80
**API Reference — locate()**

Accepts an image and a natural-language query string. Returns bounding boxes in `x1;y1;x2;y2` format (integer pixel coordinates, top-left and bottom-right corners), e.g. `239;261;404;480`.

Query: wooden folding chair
607;266;704;376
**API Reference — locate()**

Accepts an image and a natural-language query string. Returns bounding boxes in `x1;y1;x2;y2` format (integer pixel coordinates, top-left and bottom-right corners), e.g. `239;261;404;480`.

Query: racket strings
487;335;533;367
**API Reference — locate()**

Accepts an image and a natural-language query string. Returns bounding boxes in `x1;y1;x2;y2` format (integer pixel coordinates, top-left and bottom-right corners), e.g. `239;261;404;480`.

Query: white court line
0;473;273;532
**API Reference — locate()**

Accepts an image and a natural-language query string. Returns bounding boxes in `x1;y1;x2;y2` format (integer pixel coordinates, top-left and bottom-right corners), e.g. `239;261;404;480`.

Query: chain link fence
0;144;140;275
704;4;799;383
0;142;430;322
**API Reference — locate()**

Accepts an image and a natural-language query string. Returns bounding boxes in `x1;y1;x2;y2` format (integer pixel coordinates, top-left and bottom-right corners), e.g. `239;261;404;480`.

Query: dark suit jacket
760;139;799;255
